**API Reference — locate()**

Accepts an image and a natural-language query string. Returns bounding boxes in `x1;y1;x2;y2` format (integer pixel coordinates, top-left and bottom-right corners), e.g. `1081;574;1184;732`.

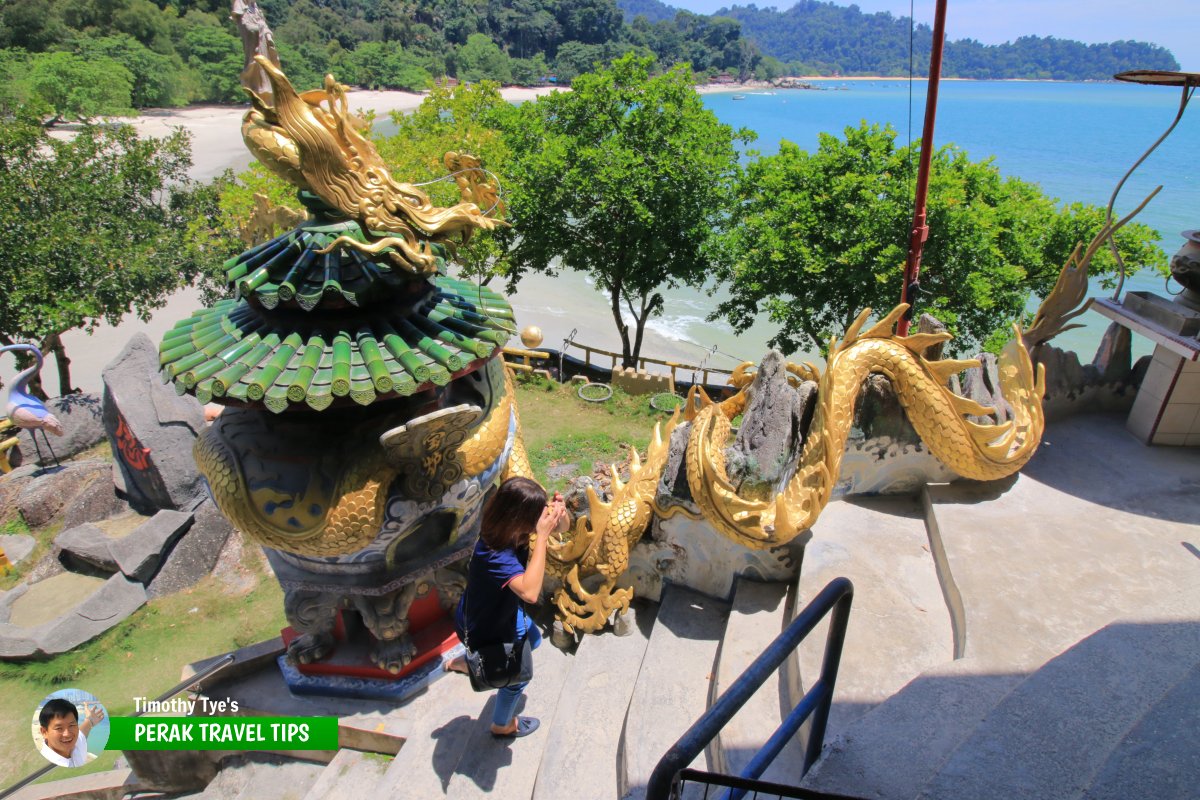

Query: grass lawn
0;552;285;788
513;374;675;492
0;372;669;788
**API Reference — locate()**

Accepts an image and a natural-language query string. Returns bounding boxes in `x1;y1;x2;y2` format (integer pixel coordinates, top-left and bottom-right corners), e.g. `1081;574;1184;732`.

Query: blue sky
669;0;1200;72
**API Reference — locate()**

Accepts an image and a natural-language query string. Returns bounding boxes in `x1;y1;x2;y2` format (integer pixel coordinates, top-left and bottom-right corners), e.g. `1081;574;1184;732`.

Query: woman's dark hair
39;698;78;729
480;477;547;551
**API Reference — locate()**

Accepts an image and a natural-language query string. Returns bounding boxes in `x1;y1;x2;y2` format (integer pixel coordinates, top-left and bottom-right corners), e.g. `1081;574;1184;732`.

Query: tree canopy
501;53;753;366
712;1;1179;79
0;0;766;112
0;112;204;394
715;122;1166;356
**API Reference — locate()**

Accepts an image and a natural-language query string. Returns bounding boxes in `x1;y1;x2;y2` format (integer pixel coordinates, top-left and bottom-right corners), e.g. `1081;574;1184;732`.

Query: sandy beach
39;84;742;398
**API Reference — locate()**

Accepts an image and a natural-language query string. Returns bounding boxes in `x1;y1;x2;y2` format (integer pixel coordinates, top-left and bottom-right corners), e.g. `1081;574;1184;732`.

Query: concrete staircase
800;413;1200;800
45;412;1195;800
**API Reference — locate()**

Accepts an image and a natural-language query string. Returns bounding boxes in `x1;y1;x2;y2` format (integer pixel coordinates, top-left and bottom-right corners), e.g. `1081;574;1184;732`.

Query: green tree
456;33;512;83
76;34;186;108
716;122;1166;356
179;22;243;103
502;53;753;366
0;112;202;394
339;41;432;90
24;51;135;123
376;80;514;280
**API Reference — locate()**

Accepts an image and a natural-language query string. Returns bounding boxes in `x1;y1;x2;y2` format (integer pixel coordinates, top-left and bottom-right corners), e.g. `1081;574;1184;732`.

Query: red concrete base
281;589;463;681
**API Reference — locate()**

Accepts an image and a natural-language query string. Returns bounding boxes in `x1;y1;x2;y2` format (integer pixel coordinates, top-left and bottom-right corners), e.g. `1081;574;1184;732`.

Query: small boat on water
731;94;746;100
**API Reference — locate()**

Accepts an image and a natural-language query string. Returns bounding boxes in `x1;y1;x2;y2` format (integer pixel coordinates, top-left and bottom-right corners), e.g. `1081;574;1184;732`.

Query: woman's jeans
493;608;542;727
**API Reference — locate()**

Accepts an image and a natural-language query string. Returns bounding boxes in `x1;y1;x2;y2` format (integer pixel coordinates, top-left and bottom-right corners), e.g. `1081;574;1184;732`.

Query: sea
502;79;1199;374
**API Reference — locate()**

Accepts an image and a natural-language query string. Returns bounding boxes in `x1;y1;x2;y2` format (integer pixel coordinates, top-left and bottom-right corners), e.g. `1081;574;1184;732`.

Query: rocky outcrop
146;499;234;598
56;510;196;584
12;460;111;528
102;334;208;512
725;351;817;501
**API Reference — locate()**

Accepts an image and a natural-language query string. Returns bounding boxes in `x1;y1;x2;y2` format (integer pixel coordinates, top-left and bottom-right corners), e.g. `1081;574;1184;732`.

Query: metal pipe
898;0;950;337
645;578;854;800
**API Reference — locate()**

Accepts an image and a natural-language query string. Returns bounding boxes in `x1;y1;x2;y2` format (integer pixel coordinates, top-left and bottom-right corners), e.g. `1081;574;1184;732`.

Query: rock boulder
101;334;207;512
16;392;105;466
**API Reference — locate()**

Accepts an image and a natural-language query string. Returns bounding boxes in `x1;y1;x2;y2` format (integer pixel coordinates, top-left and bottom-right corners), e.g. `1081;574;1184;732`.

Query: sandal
491;716;540;739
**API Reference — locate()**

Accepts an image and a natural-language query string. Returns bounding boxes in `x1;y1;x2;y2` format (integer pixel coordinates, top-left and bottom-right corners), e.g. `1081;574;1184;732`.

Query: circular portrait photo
30;689;109;768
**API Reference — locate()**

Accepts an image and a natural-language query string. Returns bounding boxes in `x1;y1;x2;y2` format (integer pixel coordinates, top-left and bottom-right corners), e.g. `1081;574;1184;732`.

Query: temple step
711;577;806;786
190;756;323;800
300;749;388;800
799;656;1024;799
798;495;954;736
532;599;658;800
919;618;1200;800
370;635;573;799
620;584;729;799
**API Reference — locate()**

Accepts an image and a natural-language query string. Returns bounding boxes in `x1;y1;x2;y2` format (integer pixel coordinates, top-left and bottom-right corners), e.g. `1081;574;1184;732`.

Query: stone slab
0;533;35;566
533;600;658;800
146;498;233;598
109;508;193;583
798;496;953;734
928;412;1200;672
227;758;325;800
8;572;108;628
0;572;146;659
921;618;1200;800
713;579;808;786
55;523;120;574
622;584;728;799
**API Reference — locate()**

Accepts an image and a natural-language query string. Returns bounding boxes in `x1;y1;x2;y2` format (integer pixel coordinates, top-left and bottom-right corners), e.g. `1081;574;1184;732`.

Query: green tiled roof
159;275;515;413
223;220;453;311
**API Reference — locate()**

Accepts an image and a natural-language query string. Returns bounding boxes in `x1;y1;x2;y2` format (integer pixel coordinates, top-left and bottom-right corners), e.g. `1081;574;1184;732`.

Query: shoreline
693;75;1127;94
114;86;562;182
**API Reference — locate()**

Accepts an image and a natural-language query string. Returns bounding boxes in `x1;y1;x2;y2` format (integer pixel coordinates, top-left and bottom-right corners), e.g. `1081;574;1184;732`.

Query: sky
669;0;1200;72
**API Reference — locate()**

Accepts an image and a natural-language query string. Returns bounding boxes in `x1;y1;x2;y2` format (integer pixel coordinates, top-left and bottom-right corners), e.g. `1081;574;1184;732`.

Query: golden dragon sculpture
547;306;1042;632
547;205;1158;634
240;55;504;276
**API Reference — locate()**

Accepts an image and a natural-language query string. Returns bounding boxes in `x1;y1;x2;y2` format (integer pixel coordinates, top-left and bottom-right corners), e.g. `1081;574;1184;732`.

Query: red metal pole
897;0;949;337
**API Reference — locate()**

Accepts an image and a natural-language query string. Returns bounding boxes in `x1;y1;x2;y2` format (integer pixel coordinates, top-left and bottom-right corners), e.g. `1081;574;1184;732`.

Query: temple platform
14;412;1199;800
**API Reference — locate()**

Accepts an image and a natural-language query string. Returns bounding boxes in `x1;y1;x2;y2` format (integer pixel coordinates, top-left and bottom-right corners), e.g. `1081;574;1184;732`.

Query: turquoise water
505;80;1199;370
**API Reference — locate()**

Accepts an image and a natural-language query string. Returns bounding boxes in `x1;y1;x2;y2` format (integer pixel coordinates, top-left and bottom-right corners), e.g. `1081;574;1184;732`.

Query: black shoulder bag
462;555;534;692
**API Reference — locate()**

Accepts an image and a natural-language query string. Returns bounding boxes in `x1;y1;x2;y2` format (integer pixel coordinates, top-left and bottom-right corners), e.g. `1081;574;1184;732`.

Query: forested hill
618;0;1180;80
0;0;762;112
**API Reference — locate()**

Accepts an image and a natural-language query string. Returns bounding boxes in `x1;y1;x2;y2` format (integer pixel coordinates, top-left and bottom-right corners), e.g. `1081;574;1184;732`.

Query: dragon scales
544;206;1156;634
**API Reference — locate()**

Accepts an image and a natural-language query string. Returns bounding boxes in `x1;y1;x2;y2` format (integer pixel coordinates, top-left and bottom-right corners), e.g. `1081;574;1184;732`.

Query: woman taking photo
450;476;569;738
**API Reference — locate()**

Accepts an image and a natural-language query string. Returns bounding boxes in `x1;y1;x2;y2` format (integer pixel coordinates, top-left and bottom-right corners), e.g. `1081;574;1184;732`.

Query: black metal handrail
646;577;855;800
0;653;235;800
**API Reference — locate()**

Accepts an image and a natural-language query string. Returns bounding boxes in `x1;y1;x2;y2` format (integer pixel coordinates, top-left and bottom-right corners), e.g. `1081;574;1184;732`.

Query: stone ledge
0;573;146;659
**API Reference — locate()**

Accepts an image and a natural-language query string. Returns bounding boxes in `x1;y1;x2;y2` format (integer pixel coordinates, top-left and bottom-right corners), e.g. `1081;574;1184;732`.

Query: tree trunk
629;292;650;368
609;280;634;368
43;333;74;397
